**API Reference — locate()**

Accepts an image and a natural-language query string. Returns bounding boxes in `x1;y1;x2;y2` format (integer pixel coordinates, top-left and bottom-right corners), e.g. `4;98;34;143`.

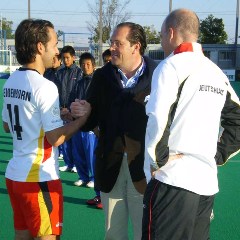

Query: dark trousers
142;179;214;240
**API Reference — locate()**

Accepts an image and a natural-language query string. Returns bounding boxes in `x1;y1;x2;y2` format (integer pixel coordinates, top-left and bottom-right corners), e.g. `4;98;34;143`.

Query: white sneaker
58;154;64;159
59;166;72;172
71;167;77;173
74;179;85;187
86;181;94;188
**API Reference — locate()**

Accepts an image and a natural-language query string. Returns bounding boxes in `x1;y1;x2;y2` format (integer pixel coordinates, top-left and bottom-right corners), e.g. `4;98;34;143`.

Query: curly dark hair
15;19;54;65
116;22;147;56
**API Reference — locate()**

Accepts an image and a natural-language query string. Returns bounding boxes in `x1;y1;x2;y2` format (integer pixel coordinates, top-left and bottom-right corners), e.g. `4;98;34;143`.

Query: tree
199;14;228;44
143;25;160;44
87;0;131;43
0;17;14;39
92;25;111;43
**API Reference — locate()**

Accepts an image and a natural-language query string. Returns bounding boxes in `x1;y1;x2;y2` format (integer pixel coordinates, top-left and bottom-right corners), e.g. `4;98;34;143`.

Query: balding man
143;9;240;239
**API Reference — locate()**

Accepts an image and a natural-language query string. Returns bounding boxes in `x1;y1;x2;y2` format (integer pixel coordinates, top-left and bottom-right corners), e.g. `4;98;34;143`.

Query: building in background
1;38;240;83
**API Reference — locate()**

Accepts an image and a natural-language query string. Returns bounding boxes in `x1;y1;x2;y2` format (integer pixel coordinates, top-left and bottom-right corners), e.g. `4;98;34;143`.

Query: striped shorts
6;178;63;237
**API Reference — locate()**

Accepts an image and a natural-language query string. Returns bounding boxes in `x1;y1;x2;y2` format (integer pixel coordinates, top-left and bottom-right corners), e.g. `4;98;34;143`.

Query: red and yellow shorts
6;178;63;237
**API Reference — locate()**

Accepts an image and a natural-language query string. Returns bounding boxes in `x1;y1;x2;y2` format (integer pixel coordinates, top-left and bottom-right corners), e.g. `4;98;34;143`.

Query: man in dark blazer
71;22;157;240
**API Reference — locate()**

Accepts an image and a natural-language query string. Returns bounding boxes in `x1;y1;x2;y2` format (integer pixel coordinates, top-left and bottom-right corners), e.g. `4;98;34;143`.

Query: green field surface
1;78;240;239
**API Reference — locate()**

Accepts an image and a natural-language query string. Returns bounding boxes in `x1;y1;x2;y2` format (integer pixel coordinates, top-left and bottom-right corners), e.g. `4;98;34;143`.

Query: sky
0;0;238;46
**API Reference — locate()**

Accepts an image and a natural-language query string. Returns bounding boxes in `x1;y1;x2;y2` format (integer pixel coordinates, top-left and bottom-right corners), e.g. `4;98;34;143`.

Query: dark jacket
43;66;62;84
55;63;82;108
83;56;157;193
70;73;94;102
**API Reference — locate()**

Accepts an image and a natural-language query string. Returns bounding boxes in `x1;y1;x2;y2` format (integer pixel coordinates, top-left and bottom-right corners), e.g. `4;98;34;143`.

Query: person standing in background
102;49;112;65
70;52;97;188
56;45;82;173
44;53;64;159
2;19;90;240
143;9;240;240
86;49;112;209
44;52;62;84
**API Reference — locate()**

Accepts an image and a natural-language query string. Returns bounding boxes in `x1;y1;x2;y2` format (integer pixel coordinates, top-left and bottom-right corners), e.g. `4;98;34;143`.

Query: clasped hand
70;99;91;119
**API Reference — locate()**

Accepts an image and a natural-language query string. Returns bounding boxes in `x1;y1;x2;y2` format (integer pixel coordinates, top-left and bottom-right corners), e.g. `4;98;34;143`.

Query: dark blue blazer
84;56;158;193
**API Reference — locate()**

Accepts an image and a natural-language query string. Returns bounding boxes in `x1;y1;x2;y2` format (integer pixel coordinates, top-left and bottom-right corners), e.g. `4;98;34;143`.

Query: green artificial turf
1;78;240;239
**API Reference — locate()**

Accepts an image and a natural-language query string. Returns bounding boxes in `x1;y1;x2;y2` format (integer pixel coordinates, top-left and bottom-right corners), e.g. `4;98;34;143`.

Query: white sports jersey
2;68;63;182
144;43;240;195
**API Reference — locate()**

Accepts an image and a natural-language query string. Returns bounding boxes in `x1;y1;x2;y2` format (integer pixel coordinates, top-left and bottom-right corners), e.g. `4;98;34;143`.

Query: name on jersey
3;88;31;101
199;85;224;95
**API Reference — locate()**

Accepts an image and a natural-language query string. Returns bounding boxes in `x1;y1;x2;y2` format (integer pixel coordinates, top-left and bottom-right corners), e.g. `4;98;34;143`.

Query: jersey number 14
7;104;23;140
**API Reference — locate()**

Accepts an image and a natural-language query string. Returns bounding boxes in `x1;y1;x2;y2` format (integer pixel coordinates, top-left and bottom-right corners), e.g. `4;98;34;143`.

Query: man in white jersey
2;19;90;240
142;9;240;240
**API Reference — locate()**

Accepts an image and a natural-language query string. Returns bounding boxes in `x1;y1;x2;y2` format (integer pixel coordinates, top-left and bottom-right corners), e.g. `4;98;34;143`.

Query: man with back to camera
71;22;157;240
142;9;240;240
2;19;90;240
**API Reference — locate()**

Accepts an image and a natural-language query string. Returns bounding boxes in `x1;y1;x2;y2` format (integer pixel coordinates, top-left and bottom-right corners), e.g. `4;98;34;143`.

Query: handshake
60;99;91;122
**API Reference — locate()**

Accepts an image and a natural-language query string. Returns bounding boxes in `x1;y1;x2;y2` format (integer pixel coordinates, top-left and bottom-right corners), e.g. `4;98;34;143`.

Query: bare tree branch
87;0;132;43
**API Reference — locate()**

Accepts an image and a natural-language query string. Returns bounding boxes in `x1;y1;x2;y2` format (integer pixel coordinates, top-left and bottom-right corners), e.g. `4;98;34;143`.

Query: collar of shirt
172;42;203;56
64;62;77;70
118;57;146;88
82;72;94;78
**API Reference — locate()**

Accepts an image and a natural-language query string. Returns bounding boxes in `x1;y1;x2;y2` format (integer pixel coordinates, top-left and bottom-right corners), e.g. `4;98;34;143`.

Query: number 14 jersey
2;68;63;182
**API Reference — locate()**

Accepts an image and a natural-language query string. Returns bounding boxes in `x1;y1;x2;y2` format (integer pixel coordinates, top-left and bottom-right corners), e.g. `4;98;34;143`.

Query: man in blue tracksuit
55;45;82;172
70;52;98;188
